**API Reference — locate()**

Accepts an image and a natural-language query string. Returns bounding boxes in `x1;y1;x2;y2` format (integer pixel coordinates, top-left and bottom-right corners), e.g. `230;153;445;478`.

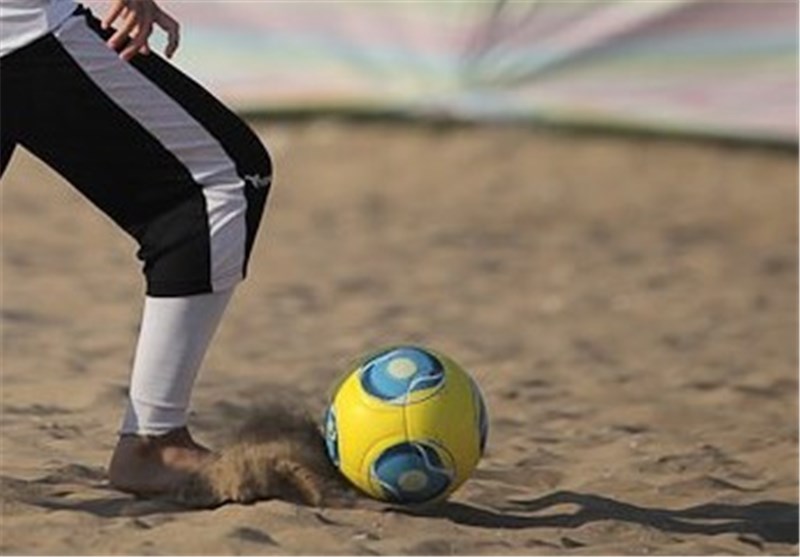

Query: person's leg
122;290;235;436
11;10;271;495
0;139;15;176
109;288;233;495
0;53;19;176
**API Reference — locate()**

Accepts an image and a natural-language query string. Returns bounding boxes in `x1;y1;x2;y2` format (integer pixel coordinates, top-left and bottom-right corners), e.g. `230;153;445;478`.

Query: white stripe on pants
53;15;248;292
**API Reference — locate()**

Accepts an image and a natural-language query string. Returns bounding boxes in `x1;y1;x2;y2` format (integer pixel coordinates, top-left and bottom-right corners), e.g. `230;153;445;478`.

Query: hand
102;0;180;61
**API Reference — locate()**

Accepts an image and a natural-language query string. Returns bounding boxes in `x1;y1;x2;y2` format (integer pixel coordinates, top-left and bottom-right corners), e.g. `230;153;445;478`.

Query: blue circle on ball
371;441;453;503
360;346;445;403
324;406;339;467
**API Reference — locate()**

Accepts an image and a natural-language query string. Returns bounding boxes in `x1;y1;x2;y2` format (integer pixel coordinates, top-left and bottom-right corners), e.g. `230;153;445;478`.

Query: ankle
119;426;205;449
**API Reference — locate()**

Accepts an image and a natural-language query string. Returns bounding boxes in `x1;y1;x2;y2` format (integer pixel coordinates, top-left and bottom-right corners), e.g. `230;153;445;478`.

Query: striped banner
87;0;798;142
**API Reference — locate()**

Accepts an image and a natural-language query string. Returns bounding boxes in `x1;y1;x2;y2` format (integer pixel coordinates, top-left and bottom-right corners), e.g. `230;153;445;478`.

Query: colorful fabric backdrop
88;0;798;142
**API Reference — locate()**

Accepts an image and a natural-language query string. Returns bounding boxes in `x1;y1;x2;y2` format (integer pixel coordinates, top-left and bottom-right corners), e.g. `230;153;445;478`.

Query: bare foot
108;427;214;497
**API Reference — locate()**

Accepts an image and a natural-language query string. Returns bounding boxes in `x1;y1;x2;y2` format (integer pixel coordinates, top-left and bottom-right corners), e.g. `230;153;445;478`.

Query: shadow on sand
393;490;799;545
0;473;188;518
7;469;797;546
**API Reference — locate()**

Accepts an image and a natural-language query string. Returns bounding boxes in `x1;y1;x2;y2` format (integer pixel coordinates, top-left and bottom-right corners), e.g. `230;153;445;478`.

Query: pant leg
0;57;19;176
0;133;16;177
122;289;234;435
9;11;272;296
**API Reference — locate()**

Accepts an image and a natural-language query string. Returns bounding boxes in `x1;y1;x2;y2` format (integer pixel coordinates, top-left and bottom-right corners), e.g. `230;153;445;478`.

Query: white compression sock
120;288;234;435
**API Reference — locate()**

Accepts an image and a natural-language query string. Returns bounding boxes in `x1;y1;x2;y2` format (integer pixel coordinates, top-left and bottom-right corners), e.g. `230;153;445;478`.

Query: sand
1;120;797;555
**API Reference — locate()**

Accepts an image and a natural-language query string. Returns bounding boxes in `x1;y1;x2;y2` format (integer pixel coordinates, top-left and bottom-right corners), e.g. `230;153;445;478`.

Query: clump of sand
173;404;349;508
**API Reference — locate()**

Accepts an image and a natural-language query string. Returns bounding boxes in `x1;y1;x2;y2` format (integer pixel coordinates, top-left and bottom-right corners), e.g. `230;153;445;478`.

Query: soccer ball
323;345;488;504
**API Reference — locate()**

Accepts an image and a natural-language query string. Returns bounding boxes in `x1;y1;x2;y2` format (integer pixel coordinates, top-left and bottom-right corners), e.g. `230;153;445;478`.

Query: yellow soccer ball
324;345;488;504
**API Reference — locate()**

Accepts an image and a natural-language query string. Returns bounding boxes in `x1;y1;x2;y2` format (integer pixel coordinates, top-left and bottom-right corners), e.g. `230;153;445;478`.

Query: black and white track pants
0;6;272;297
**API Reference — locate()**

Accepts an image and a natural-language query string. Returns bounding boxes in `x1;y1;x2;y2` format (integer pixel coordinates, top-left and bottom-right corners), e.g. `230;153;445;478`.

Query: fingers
120;16;153;61
101;0;127;30
106;8;139;56
155;10;181;59
104;0;181;62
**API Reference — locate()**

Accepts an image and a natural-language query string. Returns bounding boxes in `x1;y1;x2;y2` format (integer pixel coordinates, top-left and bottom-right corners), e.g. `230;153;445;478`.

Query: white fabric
54;15;249;292
0;0;76;57
121;289;234;435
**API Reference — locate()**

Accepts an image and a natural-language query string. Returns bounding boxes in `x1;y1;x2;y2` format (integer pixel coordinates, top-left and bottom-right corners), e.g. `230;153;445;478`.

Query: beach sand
1;121;797;555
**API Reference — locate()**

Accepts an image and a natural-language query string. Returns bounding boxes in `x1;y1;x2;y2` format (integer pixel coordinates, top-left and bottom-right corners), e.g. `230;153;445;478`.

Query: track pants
0;6;272;296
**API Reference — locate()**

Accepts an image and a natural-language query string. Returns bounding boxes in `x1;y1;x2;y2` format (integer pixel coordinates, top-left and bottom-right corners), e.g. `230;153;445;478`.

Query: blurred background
101;0;796;142
2;1;798;554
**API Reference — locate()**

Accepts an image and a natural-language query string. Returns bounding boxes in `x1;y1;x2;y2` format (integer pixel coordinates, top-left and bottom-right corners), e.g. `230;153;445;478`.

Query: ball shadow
391;490;799;544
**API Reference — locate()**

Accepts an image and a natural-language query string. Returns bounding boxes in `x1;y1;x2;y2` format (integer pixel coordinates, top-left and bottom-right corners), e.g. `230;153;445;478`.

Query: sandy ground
1;121;797;555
